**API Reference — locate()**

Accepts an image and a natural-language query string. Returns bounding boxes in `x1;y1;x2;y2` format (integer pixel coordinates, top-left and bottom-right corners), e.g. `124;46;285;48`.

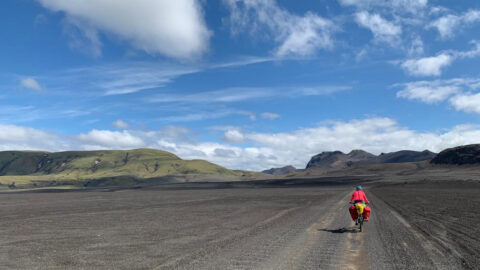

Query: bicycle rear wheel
359;215;364;232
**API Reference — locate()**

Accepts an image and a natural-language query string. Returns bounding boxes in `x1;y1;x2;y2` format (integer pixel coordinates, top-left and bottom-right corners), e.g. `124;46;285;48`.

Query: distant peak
348;149;370;154
347;149;375;157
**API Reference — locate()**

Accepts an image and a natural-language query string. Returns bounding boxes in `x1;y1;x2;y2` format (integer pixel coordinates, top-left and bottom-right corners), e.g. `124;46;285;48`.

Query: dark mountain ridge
431;144;480;165
262;165;298;175
306;149;436;170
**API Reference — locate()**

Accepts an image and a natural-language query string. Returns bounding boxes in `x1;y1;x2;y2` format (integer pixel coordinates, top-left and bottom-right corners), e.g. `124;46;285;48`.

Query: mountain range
1;144;479;189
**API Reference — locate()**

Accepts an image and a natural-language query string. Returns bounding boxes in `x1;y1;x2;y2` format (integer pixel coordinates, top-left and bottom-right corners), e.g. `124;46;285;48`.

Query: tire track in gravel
160;189;351;270
258;192;350;270
336;228;368;270
365;192;464;269
153;205;304;269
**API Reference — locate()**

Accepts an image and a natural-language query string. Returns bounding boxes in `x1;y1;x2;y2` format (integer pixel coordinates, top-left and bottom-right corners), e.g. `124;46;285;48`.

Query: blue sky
1;0;480;170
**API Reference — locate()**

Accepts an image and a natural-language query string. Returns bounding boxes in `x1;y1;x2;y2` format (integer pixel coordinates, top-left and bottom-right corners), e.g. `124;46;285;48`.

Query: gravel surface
0;184;472;269
371;180;480;270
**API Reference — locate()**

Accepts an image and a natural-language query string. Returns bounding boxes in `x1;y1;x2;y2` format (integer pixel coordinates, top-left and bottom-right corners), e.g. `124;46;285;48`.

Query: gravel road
0;184;470;269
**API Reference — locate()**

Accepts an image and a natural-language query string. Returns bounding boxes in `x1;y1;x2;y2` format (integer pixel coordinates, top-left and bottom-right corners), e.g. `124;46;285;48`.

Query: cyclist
349;185;371;225
350;185;369;205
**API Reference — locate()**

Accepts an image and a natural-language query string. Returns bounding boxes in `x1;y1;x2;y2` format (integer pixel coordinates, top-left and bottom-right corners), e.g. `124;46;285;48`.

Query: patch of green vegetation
0;148;254;188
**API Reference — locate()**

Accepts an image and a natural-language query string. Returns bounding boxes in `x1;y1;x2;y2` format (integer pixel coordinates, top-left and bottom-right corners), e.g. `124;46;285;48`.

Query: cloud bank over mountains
2;118;480;170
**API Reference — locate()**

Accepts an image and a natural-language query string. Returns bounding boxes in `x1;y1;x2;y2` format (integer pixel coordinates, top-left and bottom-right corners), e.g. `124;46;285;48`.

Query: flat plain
0;179;478;269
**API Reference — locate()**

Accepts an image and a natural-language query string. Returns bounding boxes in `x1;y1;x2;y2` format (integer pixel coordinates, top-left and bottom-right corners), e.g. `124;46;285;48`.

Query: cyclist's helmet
355;185;362;190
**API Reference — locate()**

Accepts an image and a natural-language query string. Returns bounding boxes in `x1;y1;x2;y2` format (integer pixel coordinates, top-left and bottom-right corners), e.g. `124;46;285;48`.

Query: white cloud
20;78;42;91
400;41;480;77
223;129;245;143
396;78;480;113
223;0;336;57
396;83;459;104
355;12;402;45
3;118;480;170
275;13;335;57
397;81;461;103
214;148;237;158
450;93;480;114
261;112;280;120
237;111;257;121
157;126;195;140
428;15;459;39
401;54;453;76
38;0;211;59
453;41;480;59
112;119;129;129
408;36;424;56
0;125;63;151
240;117;480;169
428;9;480;39
77;130;145;149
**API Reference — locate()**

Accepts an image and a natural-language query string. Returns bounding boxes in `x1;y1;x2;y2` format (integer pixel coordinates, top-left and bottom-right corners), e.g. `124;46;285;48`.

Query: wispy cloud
395;79;465;103
156;110;235;123
223;0;337;57
210;56;275;69
355;11;402;46
0;105;40;123
36;57;276;96
147;86;350;104
339;0;428;15
112;119;129;129
20;78;42;91
428;9;480;39
395;78;480;114
261;112;280;120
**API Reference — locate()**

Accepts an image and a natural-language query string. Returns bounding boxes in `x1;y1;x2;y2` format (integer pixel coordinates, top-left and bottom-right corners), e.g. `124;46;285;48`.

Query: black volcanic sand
0;180;476;269
371;180;480;269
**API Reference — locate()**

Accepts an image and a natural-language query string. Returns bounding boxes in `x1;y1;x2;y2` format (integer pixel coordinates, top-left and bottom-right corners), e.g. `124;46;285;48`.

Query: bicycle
351;202;367;232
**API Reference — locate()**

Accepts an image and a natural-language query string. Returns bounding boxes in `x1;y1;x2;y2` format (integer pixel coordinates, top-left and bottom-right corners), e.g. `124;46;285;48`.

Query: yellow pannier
355;203;366;214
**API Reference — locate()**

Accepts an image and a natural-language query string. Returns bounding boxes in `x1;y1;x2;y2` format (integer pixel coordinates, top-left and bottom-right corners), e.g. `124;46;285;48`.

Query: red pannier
349;205;358;221
363;206;371;221
349;205;371;221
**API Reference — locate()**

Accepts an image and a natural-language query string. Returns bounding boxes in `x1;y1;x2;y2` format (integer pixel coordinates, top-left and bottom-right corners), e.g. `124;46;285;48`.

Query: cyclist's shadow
318;227;358;233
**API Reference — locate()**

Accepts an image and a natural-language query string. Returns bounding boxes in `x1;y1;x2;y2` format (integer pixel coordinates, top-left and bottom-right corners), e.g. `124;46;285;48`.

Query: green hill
0;149;252;188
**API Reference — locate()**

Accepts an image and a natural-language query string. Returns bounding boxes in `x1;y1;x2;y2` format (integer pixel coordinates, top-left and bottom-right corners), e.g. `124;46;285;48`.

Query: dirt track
0;182;475;269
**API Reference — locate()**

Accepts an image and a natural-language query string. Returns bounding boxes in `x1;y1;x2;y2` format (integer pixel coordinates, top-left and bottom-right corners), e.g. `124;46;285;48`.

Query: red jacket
350;190;369;204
